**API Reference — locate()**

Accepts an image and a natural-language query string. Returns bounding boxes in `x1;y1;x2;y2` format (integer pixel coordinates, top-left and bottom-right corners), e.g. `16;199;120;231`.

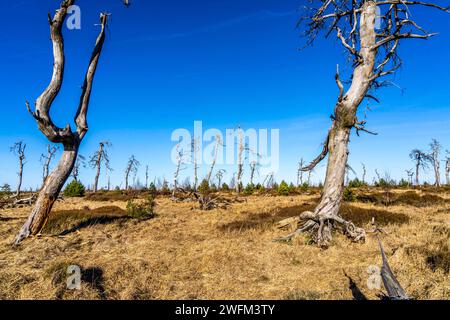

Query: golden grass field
0;188;448;300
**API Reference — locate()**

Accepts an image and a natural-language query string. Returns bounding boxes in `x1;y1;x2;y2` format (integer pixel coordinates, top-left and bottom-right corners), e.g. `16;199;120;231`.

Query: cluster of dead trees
409;139;449;187
6;0;449;254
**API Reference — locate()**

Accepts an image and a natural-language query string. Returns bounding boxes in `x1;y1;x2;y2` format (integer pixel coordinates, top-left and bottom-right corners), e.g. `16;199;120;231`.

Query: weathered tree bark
41;145;58;184
14;0;109;245
276;1;378;246
361;163;367;184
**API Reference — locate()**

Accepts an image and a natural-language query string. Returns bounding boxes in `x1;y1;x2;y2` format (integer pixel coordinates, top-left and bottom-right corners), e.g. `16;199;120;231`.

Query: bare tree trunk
206;135;221;184
14;1;109;245
297;158;304;186
415;162;420;186
92;143;104;193
145;165;149;189
276;2;377;246
236;127;244;193
446;156;450;185
192;138;199;191
361;163;367;184
16;146;78;242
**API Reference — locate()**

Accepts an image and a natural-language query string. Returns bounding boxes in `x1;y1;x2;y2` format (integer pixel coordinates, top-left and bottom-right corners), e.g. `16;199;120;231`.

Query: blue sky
0;0;449;190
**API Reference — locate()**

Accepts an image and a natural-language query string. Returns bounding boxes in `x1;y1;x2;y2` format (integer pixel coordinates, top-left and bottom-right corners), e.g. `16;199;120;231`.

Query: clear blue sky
0;0;449;190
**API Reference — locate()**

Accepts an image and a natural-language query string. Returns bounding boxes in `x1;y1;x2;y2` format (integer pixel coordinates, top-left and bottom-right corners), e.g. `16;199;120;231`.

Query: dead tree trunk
90;142;111;193
206;134;221;184
145;165;149;189
191;138;199;191
11;141;26;197
297;158;304;186
236;127;244;193
429;139;441;187
249;161;258;186
276;2;378;246
172;143;185;199
276;0;448;246
41;145;58;184
124;155;139;190
14;1;109;245
446;152;450;185
361;163;367;184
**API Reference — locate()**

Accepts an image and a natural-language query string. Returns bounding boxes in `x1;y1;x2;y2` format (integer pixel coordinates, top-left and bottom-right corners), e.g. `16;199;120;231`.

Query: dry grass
0;189;448;300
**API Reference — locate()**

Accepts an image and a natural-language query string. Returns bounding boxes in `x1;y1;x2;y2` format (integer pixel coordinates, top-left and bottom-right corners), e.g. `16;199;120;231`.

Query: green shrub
0;183;11;197
300;182;309;192
397;179;410;188
63;180;85;197
348;178;366;188
277;181;291;196
148;182;157;193
198;179;210;194
221;183;230;191
126;195;155;220
243;183;255;195
255;183;264;191
343;187;356;202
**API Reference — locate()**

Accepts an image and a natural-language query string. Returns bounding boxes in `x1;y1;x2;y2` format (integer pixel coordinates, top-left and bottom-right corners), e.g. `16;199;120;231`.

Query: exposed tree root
274;210;365;247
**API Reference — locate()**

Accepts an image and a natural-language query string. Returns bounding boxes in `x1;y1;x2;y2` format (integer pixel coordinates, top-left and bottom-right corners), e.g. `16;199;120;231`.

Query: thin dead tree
361;163;367;184
172;143;187;199
236;127;244;193
409;149;431;186
191;138;200;191
297;158;305;186
215;169;226;189
89;141;112;193
40;145;58;184
10;141;26;197
124;155;140;190
206;134;222;184
428;139;442;187
405;169;414;186
276;0;449;246
445;150;450;185
71;155;85;181
145;164;149;189
249;161;261;186
14;0;110;245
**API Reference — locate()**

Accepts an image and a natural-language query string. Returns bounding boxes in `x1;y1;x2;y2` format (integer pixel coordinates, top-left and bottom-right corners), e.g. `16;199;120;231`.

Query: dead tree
409;149;431;186
428;139;442;187
361;163;367;184
40;145;58;184
249;161;260;185
276;0;449;246
10;141;26;197
14;0;109;245
89;141;112;192
236;127;244;193
172;143;187;199
124;155;140;190
445;150;450;185
215;169;226;189
71;155;85;181
379;239;409;300
191;138;199;191
405;169;414;186
206;134;222;184
297;158;305;186
145;164;149;189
